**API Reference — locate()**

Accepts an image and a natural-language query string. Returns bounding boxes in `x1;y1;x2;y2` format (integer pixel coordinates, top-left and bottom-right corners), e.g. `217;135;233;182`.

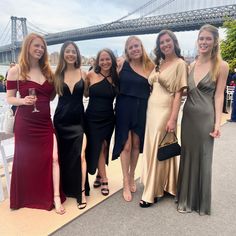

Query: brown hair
154;29;184;71
124;36;154;71
54;41;81;96
94;48;119;89
198;24;221;81
18;33;54;82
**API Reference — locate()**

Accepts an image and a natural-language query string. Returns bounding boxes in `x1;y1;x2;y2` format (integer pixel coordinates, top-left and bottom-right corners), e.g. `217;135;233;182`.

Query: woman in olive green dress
177;24;229;215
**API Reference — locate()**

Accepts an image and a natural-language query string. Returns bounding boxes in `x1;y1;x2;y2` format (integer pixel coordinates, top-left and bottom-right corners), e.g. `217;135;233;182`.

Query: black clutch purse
157;132;181;161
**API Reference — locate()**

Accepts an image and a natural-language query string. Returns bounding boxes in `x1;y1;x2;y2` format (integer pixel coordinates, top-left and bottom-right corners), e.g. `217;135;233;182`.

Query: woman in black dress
85;48;118;196
54;41;89;209
112;36;154;201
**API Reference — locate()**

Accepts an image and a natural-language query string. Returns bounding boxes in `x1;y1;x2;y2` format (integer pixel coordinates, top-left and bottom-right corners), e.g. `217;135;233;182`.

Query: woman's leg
129;132;140;193
120;131;132;201
52;134;65;214
98;141;109;195
81;134;87;204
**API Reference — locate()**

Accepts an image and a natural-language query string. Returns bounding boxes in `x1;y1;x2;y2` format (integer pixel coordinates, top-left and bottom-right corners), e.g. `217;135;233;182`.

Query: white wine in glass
28;88;40;113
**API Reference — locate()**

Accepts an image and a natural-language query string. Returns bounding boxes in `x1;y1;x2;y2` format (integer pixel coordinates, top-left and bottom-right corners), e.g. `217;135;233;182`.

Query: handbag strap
159;131;178;146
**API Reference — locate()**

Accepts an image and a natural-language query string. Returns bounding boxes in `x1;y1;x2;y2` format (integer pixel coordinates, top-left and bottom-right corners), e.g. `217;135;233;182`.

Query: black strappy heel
78;189;87;210
101;182;109;196
93;175;102;188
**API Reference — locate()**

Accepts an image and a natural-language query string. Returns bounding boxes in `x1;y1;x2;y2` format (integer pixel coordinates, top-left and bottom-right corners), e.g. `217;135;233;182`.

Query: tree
220;20;236;73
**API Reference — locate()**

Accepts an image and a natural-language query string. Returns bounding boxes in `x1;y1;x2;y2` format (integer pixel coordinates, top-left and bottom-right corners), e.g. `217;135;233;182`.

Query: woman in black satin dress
54;41;89;210
85;48;118;196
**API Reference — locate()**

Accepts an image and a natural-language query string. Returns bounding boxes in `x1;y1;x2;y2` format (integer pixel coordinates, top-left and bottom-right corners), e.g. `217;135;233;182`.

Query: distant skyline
0;0;229;57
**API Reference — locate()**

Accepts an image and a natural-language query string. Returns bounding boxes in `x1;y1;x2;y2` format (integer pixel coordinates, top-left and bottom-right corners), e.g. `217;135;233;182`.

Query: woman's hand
22;95;37;106
166;119;176;133
209;125;221;138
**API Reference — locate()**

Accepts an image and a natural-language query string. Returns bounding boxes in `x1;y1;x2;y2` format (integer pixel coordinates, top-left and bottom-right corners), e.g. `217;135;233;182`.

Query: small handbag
3;66;20;134
157;131;181;161
3;108;15;134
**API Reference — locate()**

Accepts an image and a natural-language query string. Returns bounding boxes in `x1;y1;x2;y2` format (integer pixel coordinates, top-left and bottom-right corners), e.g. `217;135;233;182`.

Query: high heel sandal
78;189;87;210
101;182;109;196
93;175;102;188
139;197;158;208
54;195;65;215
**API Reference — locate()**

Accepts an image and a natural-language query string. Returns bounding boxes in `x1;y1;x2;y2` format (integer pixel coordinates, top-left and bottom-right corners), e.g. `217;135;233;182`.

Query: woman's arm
117;57;125;74
6;66;36;106
84;71;91;98
166;90;183;132
210;61;229;138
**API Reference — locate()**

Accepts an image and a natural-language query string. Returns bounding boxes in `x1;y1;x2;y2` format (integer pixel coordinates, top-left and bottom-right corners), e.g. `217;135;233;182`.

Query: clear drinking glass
28;88;40;113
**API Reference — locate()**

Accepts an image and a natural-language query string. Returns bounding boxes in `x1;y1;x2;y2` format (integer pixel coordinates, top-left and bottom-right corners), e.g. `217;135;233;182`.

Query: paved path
52;122;236;236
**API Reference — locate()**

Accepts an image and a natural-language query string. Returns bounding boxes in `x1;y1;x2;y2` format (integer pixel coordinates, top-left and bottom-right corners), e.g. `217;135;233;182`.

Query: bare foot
123;179;132;202
54;195;65;215
129;175;136;193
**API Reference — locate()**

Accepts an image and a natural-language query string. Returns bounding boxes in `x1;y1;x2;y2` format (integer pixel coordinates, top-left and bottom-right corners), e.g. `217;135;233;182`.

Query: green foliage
220;20;236;72
0;75;5;81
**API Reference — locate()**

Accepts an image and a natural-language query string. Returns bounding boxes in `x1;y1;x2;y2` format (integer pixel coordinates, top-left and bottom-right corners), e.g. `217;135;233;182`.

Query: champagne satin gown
141;59;187;203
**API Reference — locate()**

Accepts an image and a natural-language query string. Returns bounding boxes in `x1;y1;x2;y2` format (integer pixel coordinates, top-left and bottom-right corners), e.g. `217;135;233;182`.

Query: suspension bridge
0;0;235;64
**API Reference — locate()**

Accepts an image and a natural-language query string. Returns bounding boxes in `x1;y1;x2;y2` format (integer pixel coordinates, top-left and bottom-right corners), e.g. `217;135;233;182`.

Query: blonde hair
124;36;154;71
18;33;54;82
54;41;81;96
198;24;222;81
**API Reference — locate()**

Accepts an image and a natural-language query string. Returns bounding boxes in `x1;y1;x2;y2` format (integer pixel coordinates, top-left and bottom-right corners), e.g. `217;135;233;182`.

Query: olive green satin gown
177;66;216;215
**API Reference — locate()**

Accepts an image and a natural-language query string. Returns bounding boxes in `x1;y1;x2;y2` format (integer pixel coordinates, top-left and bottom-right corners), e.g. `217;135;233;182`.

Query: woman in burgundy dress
6;33;65;214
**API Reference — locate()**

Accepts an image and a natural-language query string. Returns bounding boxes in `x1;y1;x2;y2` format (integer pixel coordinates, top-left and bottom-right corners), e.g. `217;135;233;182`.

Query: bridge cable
115;0;157;21
0;27;11;46
27;21;49;35
27;26;48;36
96;0;177;32
0;20;11;43
141;0;176;17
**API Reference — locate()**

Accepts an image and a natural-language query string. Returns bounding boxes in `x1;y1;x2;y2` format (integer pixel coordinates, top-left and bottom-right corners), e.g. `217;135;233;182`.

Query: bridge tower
10;16;28;62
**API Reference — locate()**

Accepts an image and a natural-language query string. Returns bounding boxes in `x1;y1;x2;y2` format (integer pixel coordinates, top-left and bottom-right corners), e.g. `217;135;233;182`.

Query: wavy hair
18;33;54;82
124;36;154;71
54;41;81;95
198;24;221;81
154;30;184;71
94;48;119;89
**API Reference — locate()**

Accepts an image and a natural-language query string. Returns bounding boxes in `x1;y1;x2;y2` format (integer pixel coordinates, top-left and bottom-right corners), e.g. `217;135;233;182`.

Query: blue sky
0;0;229;57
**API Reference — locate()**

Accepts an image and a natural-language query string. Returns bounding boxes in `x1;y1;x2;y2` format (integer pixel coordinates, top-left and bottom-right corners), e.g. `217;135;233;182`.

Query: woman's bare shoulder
220;60;229;71
81;70;87;80
6;65;20;81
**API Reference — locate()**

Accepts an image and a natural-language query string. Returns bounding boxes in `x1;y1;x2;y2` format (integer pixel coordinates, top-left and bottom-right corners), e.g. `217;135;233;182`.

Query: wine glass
28;88;40;113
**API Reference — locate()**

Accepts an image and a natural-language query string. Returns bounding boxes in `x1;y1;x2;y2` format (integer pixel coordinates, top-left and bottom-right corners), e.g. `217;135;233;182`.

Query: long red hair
18;33;54;82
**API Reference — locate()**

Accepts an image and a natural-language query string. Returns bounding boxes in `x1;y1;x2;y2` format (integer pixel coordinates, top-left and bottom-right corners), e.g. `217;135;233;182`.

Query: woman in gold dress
140;30;187;207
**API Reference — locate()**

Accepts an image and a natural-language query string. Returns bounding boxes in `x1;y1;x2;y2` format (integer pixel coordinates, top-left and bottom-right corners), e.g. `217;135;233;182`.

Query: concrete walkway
52;122;236;236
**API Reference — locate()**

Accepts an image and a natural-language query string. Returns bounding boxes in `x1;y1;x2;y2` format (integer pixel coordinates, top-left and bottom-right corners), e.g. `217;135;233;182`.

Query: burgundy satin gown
7;80;65;210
